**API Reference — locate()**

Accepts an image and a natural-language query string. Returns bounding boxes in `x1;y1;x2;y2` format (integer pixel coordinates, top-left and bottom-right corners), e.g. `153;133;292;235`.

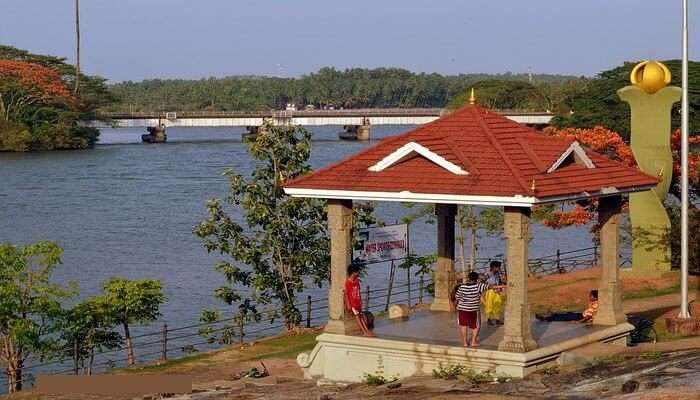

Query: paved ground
373;310;608;349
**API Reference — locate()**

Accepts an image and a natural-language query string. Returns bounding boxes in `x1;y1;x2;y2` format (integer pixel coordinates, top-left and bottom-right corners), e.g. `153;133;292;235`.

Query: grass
591;354;626;366
119;330;320;374
121;351;215;373
623;284;683;300
540;365;560;376
529;277;598;294
430;364;501;385
243;333;318;361
432;363;467;380
362;373;398;385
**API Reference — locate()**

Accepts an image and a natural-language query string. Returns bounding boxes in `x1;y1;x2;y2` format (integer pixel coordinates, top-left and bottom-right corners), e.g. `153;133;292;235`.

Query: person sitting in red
344;265;374;337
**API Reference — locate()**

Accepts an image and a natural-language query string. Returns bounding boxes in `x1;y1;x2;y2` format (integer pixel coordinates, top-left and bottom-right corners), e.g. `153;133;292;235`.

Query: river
0;125;595;329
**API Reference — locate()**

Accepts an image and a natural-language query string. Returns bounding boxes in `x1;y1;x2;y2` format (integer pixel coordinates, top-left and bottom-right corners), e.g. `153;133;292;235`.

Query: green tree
195;123;330;330
446;79;553;111
552;60;700;140
456;206;503;277
0;241;74;393
101;278;164;367
400;203;503;278
60;297;122;375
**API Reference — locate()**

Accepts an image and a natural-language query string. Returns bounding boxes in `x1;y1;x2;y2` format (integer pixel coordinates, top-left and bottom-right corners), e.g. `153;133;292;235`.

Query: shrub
362;373;397;386
432;363;467;380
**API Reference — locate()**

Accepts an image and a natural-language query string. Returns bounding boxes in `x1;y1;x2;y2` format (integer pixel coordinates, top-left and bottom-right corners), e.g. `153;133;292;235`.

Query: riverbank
5;268;698;399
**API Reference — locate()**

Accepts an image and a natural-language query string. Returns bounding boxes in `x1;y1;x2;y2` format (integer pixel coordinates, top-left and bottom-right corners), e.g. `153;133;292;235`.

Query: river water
0;125;594;329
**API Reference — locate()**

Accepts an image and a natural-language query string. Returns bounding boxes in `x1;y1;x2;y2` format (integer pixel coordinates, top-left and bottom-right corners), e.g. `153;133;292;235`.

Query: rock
644;381;660;389
621;380;639;394
388;304;410;319
515;379;548;394
316;378;350;388
387;382;402;389
277;376;303;383
317;378;335;387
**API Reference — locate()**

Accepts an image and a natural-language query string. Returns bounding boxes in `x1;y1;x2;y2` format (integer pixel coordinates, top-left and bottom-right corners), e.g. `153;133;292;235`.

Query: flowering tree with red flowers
0;45;115;151
0;59;75;122
536;126;700;271
537;126;699;230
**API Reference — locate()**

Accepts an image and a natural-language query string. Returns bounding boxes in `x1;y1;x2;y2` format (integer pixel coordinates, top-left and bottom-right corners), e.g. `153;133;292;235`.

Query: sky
1;1;698;83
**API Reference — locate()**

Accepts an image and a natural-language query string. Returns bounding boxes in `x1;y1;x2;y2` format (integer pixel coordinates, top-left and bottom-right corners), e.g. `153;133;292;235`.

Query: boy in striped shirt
454;271;490;347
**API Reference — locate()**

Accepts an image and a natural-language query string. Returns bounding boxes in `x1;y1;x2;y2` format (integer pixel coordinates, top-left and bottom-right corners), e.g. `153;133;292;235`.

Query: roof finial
469;88;476;105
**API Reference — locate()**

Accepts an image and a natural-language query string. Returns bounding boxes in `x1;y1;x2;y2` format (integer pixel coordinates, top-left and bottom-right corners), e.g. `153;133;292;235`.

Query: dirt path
623;291;698;314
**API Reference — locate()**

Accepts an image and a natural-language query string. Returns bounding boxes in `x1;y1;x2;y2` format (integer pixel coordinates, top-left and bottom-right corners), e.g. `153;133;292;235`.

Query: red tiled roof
284;105;659;206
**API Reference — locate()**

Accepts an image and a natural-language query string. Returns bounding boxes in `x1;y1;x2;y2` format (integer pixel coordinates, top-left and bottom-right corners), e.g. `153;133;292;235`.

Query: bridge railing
100;108;553;120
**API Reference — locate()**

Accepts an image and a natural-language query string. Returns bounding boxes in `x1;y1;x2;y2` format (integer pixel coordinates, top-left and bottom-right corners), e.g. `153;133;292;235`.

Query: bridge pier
142;123;167;143
339;118;371;141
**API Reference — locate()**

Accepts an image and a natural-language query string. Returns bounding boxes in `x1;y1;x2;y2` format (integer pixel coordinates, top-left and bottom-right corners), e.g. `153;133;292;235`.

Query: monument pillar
325;199;359;335
498;207;537;353
595;195;626;325
618;60;681;274
431;204;456;312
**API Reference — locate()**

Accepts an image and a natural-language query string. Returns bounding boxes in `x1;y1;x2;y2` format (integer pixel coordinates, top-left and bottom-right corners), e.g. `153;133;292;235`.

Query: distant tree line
105;67;582;112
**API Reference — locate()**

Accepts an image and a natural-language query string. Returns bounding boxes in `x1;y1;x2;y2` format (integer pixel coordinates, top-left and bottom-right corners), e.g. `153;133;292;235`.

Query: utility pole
74;0;81;93
679;0;691;319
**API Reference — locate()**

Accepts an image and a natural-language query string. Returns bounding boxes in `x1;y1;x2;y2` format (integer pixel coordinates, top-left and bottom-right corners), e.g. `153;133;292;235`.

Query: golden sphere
630;60;672;94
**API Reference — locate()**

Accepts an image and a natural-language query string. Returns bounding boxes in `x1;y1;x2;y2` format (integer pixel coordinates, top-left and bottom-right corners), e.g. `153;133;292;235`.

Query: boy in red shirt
344;265;374;337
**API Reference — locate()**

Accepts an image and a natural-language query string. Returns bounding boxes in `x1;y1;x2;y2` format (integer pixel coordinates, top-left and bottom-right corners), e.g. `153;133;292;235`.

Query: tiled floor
371;310;608;350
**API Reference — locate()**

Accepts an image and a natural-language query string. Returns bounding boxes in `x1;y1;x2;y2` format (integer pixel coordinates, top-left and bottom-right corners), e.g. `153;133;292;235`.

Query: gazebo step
297;324;633;382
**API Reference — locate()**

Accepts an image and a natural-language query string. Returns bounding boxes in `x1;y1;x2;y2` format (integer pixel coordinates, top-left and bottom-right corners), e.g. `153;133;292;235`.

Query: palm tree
74;0;80;93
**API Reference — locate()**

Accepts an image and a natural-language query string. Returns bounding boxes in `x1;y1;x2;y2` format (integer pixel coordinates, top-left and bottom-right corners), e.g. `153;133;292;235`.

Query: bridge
98;108;554;142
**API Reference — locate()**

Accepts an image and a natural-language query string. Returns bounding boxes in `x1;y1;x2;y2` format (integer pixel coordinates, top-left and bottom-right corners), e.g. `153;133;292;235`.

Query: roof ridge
443;136;480;175
471;107;534;195
515;136;547;173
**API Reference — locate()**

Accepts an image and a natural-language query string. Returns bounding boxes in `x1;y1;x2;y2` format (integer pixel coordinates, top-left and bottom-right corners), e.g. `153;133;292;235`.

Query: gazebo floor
373;310;608;350
297;310;634;382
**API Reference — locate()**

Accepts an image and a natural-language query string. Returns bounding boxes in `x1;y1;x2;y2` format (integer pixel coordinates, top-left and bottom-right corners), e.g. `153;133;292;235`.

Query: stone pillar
357;118;371;141
431;204;456;312
498;207;537;353
324;199;360;335
595;196;626;325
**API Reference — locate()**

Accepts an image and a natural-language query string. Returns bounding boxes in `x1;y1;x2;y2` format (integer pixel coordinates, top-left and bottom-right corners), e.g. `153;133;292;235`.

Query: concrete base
298;311;634;382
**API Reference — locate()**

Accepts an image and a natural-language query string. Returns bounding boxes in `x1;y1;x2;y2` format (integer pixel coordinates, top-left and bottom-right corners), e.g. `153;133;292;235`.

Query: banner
352;224;409;265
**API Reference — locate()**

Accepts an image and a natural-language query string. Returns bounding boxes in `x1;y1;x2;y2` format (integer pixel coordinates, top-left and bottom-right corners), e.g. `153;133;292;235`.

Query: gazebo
283;101;660;380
